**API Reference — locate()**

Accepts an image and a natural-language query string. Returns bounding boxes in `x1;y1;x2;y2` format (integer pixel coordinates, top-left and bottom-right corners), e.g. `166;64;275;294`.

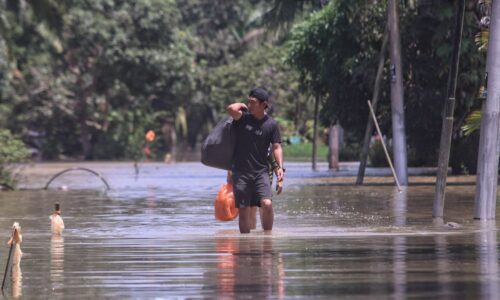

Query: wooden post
474;0;500;220
312;94;320;171
388;0;408;185
433;0;466;218
328;123;339;170
357;29;389;184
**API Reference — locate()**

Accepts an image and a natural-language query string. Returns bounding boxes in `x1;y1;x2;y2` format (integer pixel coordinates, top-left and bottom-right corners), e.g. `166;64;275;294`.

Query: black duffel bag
201;117;235;170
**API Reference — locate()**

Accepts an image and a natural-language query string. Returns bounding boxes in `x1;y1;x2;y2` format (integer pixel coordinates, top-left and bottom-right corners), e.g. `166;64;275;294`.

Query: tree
286;0;484;170
4;0;197;160
206;44;308;138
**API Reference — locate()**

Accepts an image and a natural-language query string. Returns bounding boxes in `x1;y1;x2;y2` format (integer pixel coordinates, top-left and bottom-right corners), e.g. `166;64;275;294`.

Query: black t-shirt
232;113;281;174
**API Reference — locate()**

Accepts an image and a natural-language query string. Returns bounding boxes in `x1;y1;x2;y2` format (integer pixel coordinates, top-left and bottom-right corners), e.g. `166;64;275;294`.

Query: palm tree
263;0;324;33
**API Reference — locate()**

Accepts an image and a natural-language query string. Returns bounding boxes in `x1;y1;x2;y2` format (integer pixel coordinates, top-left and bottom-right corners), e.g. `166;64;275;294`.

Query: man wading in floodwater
227;87;284;234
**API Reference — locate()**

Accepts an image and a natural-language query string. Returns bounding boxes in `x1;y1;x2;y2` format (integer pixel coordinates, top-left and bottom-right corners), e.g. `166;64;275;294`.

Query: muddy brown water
0;162;498;299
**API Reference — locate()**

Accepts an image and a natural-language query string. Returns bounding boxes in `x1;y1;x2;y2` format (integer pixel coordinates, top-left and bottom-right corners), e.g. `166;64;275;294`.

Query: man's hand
275;167;284;182
275;167;284;194
276;179;283;194
227;103;248;120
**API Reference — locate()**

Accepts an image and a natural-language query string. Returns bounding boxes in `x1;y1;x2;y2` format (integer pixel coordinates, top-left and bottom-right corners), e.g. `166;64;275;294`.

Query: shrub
0;129;29;189
368;140;392;167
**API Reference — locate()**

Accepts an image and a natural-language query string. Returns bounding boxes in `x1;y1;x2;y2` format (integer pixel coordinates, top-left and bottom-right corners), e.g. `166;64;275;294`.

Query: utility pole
388;0;408;185
433;0;466;218
474;0;500;220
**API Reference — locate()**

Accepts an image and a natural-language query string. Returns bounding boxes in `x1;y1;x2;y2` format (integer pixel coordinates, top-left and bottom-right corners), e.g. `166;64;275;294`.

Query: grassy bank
282;143;329;162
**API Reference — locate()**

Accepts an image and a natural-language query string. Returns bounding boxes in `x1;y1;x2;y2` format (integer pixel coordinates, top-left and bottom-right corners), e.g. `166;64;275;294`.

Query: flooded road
0;162;498;298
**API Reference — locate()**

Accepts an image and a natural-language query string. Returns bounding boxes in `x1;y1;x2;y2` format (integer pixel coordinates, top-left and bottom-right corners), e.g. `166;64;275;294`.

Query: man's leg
260;199;273;231
250;207;258;229
239;207;253;234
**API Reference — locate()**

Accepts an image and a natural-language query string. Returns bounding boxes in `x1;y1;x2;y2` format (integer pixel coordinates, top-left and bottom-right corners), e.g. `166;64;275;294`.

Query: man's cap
248;87;269;103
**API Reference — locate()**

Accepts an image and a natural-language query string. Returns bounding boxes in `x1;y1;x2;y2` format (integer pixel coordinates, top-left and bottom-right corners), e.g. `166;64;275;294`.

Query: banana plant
462;110;481;136
461;0;492;136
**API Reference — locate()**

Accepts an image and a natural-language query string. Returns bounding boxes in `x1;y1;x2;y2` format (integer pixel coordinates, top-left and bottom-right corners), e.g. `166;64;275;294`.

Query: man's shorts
232;171;272;208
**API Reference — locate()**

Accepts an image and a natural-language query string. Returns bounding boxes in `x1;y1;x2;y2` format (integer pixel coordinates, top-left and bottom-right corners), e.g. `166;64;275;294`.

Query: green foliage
462;110;481;136
3;0;197;160
0;0;490;172
339;142;360;162
368;140;391;167
475;31;489;52
206;44;311;135
0;129;29;189
286;0;486;170
178;0;257;66
287;0;386;131
262;0;323;35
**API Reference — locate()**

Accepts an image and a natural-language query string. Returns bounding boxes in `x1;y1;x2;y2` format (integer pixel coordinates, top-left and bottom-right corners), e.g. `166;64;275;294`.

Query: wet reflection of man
215;237;285;299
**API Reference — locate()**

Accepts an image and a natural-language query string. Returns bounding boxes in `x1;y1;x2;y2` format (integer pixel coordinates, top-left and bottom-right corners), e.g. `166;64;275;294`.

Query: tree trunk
312;94;320;171
433;0;465;218
388;0;408;185
474;0;500;220
328;123;339;170
357;28;389;184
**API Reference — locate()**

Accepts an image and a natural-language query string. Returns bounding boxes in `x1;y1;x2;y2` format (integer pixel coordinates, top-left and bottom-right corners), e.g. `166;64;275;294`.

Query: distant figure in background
7;222;23;266
50;203;65;235
162;118;177;164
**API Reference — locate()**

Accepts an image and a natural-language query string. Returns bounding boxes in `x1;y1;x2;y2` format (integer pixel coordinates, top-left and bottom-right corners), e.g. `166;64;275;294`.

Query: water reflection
146;185;156;209
11;263;22;298
476;221;500;299
434;235;451;299
392;187;407;300
215;236;284;299
4;163;500;298
50;234;64;295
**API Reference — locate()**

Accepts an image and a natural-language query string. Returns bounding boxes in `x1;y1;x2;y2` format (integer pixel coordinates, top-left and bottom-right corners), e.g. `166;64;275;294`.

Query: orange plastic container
214;183;239;221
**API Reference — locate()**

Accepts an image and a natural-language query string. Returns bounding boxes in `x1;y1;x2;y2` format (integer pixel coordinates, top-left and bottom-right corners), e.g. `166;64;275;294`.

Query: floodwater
0;162;498;299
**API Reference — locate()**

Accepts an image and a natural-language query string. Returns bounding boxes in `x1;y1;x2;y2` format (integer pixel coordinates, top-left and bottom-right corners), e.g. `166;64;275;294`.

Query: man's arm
272;142;284;182
227;103;248;120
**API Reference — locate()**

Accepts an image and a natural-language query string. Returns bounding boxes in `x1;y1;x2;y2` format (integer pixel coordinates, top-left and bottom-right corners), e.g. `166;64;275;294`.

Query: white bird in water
50;203;65;235
7;222;23;266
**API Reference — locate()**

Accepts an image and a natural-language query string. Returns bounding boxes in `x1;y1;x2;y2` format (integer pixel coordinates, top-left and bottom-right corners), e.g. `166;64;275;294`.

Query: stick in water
367;100;402;192
1;228;15;290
